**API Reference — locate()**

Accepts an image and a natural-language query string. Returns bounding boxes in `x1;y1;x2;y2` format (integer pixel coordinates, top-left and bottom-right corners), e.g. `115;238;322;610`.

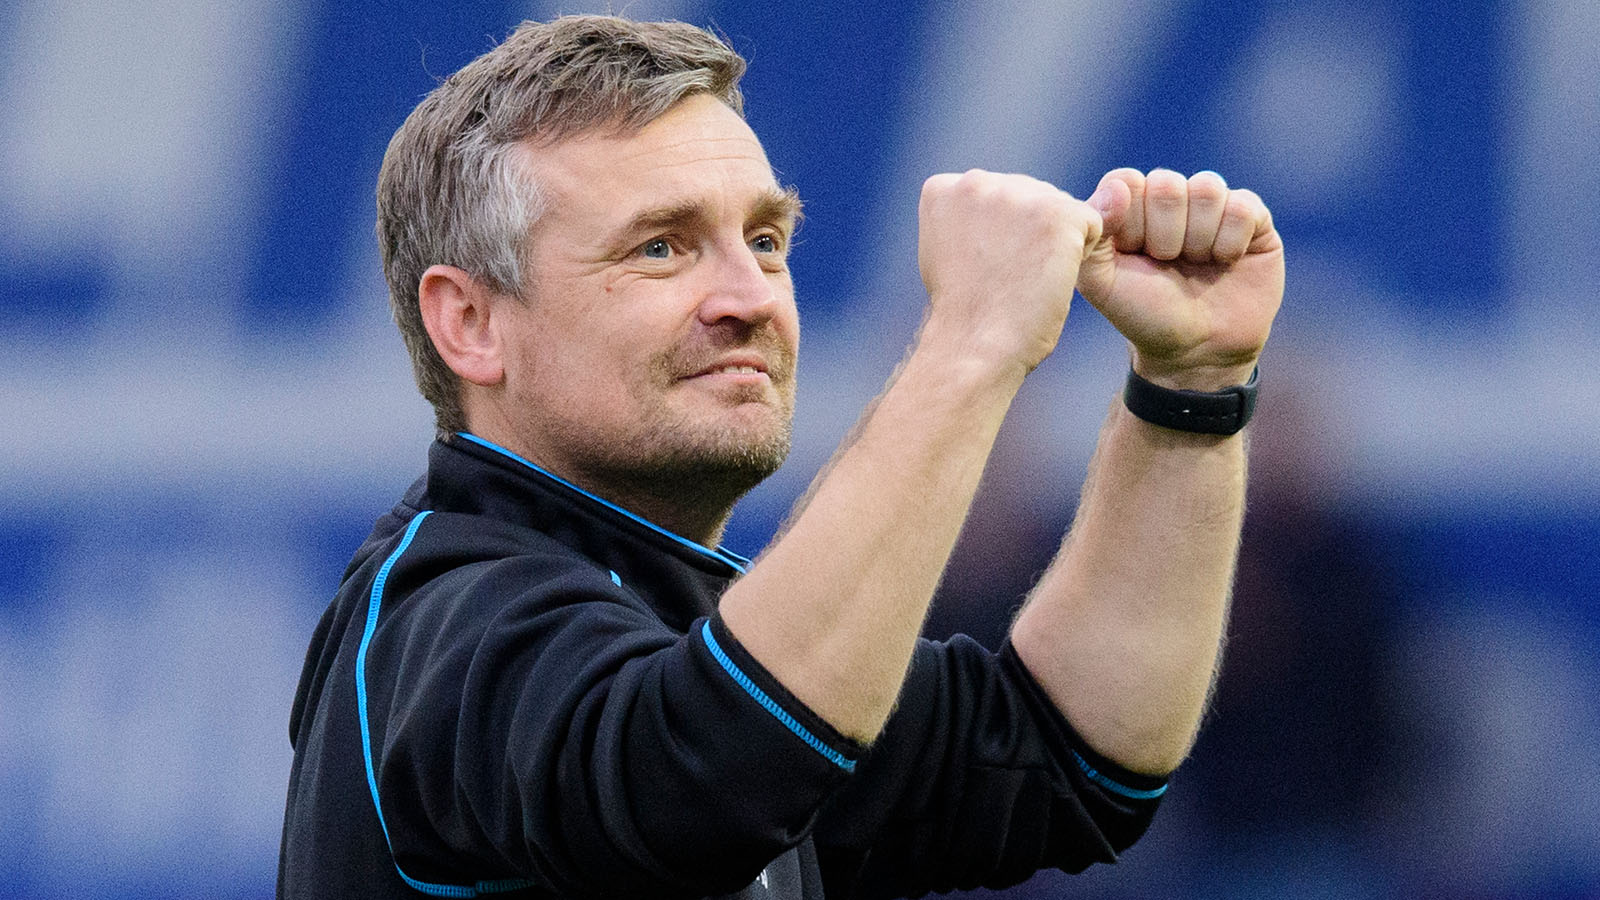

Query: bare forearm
719;324;1026;743
1018;166;1280;775
1011;398;1246;774
718;170;1104;745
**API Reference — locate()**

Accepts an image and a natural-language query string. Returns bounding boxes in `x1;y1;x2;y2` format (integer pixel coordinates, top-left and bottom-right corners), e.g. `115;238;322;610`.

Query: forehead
518;94;779;231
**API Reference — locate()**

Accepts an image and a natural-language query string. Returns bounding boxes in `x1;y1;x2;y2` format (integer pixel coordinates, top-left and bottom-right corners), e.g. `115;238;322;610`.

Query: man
279;15;1283;900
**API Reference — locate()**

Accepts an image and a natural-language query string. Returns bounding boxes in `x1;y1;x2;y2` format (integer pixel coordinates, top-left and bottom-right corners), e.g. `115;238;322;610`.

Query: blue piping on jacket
701;621;857;773
354;510;537;896
456;432;749;573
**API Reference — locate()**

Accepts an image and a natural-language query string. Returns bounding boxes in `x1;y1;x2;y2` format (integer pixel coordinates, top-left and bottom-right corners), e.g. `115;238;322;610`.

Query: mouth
686;357;771;380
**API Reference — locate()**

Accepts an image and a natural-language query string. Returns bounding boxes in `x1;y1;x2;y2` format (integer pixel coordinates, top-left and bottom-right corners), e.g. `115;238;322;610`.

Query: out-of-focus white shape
895;0;1177;178
0;0;300;315
1220;7;1403;210
856;0;1181;308
1505;0;1600;324
0;314;434;504
1273;246;1600;511
790;0;1181;516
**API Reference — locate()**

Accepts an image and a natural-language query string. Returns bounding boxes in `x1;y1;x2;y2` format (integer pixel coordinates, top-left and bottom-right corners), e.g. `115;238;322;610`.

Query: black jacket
278;433;1165;899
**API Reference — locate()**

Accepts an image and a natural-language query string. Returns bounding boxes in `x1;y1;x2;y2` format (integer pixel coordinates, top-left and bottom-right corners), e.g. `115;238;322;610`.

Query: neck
570;458;765;547
605;488;735;548
456;429;747;548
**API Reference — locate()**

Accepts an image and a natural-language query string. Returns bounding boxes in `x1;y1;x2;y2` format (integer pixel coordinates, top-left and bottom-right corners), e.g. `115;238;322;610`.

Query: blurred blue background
2;0;1597;897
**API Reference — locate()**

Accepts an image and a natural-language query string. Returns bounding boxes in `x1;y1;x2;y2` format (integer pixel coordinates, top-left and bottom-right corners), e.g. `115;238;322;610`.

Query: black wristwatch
1122;365;1259;435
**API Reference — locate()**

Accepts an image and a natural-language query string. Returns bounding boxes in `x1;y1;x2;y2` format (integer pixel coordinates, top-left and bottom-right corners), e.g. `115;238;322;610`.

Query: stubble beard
638;405;792;500
577;333;797;519
569;394;792;530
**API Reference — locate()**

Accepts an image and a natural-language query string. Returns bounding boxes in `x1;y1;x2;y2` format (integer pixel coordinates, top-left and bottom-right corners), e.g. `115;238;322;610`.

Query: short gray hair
376;16;748;436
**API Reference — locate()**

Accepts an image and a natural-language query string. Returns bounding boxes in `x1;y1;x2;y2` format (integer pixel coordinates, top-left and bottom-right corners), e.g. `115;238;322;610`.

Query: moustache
664;330;797;382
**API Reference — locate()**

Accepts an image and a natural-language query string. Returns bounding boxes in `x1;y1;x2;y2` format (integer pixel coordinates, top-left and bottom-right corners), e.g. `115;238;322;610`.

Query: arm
1010;168;1285;775
810;637;1168;900
720;170;1105;743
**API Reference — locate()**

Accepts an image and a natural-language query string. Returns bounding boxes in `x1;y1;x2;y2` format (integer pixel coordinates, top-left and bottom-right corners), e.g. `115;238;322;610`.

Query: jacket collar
427;432;750;581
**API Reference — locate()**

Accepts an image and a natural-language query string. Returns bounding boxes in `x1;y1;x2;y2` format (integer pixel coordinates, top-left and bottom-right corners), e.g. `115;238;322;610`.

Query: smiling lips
688;357;769;379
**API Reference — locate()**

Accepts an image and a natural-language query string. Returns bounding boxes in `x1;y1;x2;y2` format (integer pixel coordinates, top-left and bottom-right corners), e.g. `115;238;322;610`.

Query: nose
695;240;779;328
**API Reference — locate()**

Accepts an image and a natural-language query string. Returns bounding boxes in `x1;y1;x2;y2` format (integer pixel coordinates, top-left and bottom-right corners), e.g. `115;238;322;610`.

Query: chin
689;426;792;479
641;419;792;495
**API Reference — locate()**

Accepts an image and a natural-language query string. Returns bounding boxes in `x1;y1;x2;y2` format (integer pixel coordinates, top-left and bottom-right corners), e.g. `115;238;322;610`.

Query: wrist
913;313;1036;391
1129;350;1258;393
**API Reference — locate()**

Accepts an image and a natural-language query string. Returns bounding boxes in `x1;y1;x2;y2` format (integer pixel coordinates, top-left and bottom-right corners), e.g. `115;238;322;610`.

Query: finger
1212;188;1270;263
1074;191;1106;255
1243;189;1282;255
1086;175;1132;242
1142;168;1188;261
919;172;962;211
1095;168;1145;253
1182;170;1229;263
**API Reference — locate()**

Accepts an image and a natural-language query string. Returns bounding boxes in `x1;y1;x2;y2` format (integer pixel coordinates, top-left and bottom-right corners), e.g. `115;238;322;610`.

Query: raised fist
917;169;1103;374
1077;168;1284;390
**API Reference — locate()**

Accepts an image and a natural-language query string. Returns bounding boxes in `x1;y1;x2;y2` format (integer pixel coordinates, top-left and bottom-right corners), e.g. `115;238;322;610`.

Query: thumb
1076;182;1127;303
1085;178;1129;236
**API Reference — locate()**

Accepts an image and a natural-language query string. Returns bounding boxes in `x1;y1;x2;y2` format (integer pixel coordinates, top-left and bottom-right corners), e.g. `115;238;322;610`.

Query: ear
418;264;506;387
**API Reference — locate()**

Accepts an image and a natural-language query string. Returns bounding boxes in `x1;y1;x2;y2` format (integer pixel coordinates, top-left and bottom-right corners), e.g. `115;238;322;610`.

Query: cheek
503;319;617;410
774;287;802;357
579;327;674;403
523;279;704;404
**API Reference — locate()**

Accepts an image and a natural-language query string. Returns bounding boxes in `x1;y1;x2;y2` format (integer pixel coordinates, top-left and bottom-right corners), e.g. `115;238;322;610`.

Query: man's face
489;94;801;512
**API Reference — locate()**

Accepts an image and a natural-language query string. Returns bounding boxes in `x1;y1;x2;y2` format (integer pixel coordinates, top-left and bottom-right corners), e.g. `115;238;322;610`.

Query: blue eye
751;234;777;253
642;238;671;259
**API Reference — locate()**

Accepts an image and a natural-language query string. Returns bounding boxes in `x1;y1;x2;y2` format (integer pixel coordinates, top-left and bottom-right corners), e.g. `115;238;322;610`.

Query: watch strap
1122;365;1259;435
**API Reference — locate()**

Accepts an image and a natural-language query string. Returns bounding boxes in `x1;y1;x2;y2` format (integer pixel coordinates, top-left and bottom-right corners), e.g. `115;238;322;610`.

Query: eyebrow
604;186;804;251
752;186;804;231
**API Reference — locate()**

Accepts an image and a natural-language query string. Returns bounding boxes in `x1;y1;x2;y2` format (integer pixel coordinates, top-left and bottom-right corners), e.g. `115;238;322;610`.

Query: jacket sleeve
811;634;1168;900
363;547;863;899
